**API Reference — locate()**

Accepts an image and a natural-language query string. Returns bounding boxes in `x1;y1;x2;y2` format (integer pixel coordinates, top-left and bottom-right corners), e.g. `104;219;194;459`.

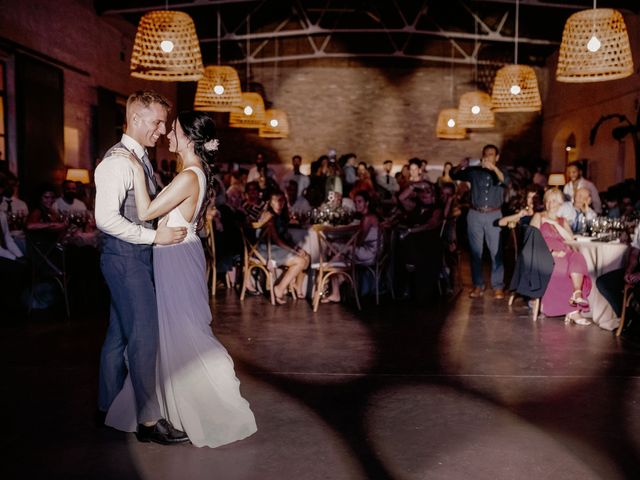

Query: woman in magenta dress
530;188;591;325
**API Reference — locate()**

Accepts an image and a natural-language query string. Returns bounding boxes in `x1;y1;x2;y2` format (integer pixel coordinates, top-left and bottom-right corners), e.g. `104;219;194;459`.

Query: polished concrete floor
3;276;640;480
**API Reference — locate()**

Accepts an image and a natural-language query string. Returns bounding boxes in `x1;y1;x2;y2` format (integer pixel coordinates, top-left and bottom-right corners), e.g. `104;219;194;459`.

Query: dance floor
3;281;640;479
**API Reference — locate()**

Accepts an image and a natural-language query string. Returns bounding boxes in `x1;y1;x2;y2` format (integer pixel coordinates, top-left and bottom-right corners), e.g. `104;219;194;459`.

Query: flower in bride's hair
204;139;219;152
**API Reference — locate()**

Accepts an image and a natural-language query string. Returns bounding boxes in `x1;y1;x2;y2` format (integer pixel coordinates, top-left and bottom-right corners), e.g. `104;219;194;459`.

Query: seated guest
603;192;621;219
26;184;66;232
254;190;310;303
498;184;544;227
322;191;380;303
205;187;245;281
557;187;597;232
395;182;443;299
242;181;265;223
596;224;640;321
530;188;591;324
0;211;29;321
285;180;311;220
53;180;88;215
0;172;29;217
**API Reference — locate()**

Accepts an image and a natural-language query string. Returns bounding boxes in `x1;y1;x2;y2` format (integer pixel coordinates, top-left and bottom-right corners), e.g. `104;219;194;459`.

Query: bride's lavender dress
105;166;257;448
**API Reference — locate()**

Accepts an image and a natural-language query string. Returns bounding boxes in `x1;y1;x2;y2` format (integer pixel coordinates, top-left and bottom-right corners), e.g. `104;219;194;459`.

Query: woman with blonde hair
530;188;591;324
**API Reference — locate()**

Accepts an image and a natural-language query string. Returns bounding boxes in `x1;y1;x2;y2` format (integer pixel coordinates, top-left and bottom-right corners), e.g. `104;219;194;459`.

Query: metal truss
100;0;570;66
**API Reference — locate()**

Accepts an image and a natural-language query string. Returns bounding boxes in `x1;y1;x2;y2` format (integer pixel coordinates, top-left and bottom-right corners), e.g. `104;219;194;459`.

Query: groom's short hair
126;90;171;113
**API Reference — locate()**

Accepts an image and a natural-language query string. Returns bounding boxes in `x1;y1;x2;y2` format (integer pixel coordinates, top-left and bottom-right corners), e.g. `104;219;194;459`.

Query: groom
94;90;189;444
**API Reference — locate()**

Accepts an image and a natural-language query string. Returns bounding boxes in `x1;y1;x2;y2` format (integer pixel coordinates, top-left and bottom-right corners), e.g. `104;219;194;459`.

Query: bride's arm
131;167;196;221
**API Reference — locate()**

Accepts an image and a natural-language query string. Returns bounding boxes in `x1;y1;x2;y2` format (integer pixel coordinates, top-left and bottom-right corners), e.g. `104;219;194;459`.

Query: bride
105;111;257;448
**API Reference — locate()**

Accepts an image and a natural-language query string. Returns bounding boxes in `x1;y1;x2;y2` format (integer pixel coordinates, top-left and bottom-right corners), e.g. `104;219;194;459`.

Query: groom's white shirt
95;134;156;244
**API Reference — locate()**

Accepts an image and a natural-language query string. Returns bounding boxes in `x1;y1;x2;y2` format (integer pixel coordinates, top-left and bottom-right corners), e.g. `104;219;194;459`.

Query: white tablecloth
567;238;629;331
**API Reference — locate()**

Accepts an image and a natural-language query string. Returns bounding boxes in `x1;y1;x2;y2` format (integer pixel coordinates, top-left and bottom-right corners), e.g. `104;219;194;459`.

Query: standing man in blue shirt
451;145;509;299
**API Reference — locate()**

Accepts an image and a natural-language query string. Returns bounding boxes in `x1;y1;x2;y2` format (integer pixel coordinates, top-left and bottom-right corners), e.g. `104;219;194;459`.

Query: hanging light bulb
160;40;174;53
471;105;481;115
270;119;279;127
436;109;466;139
510;84;521;95
586;35;601;52
213;84;224;95
244;106;253;116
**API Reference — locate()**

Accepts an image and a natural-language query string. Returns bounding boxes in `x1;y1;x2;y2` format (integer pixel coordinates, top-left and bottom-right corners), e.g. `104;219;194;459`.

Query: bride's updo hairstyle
176;111;218;226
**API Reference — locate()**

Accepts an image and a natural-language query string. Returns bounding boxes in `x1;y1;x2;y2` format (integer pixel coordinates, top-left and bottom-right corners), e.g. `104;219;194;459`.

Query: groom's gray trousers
98;234;161;424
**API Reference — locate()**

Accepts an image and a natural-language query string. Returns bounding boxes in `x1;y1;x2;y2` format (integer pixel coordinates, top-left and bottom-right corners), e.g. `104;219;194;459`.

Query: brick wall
213;62;543;176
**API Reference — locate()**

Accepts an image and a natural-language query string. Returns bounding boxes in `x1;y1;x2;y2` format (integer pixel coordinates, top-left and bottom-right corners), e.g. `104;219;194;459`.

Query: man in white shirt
0;172;29;217
94;90;188;445
557;187;598;232
53;180;88;215
281;155;310;198
0;211;28;320
247;152;275;183
376;160;399;198
563;163;602;214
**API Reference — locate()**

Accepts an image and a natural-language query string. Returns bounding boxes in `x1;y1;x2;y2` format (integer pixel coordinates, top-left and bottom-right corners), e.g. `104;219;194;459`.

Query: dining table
566;236;629;331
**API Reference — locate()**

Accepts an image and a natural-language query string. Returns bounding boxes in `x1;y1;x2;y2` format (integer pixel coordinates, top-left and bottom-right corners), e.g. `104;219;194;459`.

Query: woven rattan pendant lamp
130;10;204;81
436;47;466;139
436;109;466;139
458;18;494;129
259;109;289;138
194;10;243;112
556;2;634;83
458;91;494;128
229;92;266;128
492;0;542;112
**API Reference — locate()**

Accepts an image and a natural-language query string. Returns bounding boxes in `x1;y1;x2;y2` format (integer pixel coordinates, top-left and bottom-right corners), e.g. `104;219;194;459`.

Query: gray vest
104;142;156;230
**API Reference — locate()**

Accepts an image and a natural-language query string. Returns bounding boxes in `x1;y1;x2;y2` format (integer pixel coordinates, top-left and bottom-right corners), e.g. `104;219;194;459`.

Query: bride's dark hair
175;111;217;226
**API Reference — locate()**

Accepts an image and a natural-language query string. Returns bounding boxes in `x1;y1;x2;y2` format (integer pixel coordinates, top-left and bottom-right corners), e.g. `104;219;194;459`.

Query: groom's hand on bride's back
154;218;188;245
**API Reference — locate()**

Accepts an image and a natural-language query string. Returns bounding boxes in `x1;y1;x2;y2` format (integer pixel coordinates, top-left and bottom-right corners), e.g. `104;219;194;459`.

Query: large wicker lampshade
229;92;266;129
259;109;290;138
458;91;495;128
130;10;204;82
436;109;466;139
491;65;542;112
556;8;634;83
194;66;243;112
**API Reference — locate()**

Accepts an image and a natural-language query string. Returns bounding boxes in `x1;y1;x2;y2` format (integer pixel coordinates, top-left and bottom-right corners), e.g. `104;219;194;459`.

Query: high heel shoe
569;290;589;309
564;310;591;326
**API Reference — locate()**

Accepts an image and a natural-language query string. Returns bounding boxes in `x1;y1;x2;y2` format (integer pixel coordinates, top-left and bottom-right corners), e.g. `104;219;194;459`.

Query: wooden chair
310;224;361;312
353;225;393;305
240;227;276;305
616;284;634;337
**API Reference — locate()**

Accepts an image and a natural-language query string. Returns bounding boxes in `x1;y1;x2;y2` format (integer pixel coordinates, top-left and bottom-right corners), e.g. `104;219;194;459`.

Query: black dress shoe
136;419;189;445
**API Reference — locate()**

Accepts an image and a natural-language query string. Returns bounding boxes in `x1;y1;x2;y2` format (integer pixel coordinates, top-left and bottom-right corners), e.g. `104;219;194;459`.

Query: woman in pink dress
530;188;591;325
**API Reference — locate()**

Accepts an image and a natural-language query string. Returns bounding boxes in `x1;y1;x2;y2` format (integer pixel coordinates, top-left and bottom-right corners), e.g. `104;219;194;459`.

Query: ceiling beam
201;25;559;45
100;0;259;15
